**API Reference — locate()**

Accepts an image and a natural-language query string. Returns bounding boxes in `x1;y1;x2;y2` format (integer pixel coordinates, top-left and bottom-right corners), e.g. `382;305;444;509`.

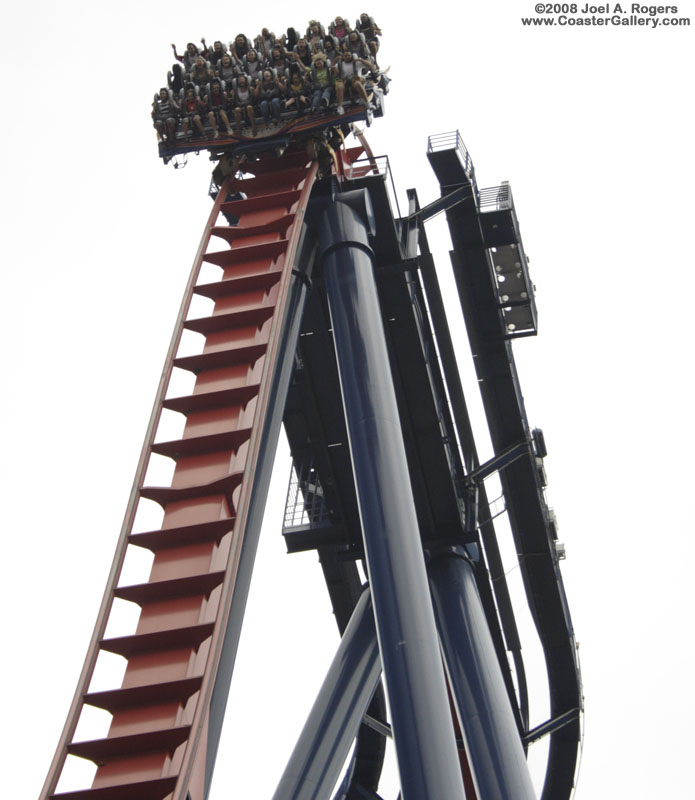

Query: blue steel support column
429;546;537;800
272;588;381;800
320;191;467;800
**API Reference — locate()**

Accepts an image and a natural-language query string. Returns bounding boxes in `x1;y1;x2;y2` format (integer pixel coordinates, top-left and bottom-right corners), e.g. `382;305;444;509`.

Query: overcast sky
2;2;693;798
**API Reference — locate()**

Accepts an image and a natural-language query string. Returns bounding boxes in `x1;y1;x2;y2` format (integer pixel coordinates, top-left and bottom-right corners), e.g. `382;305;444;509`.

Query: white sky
1;1;693;798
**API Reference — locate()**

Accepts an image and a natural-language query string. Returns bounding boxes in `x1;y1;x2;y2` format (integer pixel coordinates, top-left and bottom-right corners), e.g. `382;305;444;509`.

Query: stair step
210;214;295;244
128;518;235;552
84;676;203;712
184;305;275;335
194;271;282;300
173;342;267;374
203;239;287;268
152;428;251;458
68;725;190;763
50;776;178;800
114;571;225;605
163;384;260;415
220;189;301;215
223;166;313;194
100;622;215;658
243;152;313;173
140;472;244;509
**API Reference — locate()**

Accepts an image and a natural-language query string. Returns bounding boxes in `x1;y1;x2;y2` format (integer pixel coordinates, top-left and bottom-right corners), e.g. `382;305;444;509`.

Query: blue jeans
311;87;332;111
259;97;282;124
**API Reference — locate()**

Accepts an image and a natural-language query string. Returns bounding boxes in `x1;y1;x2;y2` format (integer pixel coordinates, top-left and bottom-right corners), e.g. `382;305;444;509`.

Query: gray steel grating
283;457;331;531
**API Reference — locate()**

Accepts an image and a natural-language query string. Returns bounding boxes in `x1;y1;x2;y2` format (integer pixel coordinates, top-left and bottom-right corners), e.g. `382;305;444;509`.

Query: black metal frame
271;133;581;799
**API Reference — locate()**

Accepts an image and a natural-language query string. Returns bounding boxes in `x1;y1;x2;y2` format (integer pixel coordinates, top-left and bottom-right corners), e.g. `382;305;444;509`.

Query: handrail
346;153;402;220
479;183;514;213
427;131;475;178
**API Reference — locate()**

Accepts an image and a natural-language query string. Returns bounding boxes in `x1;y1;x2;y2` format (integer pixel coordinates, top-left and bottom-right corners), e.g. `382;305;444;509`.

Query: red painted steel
41;152;319;800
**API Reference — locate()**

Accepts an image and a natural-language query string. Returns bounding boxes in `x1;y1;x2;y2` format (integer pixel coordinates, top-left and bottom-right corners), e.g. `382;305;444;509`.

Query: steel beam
429;546;537;800
272;588;381;800
320;190;467;800
523;708;580;746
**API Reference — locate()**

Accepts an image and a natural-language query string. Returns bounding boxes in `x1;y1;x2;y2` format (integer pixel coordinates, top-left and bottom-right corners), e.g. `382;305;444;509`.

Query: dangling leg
208;111;219;138
220;109;233;136
335;79;345;114
166;117;177;141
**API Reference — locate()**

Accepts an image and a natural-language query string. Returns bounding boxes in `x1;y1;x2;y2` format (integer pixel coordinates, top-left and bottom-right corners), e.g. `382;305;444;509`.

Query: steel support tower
40;120;582;800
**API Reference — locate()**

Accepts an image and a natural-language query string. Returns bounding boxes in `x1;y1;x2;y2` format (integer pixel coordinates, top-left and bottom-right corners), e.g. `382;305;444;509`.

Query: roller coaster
40;33;582;800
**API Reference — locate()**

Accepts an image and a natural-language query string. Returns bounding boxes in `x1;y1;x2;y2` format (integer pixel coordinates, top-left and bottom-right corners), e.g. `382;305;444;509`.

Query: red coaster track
41;148;345;800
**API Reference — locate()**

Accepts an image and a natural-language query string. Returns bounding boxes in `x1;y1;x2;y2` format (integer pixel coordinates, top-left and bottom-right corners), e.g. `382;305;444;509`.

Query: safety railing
427;131;475;178
346;154;401;220
478;182;513;213
283;456;331;530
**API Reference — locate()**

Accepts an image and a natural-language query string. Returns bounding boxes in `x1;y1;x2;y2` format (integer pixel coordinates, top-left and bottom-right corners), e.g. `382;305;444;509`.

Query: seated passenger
216;53;237;84
172;41;201;71
189;55;214;86
207;78;233;138
242;49;263;81
343;30;370;60
321;35;341;64
310;54;333;112
306;20;325;51
203;38;227;67
328;16;351;43
255;27;277;60
291;38;313;72
332;51;372;114
152;87;180;142
255;69;285;127
355;13;382;63
232;75;257;136
285;71;310;114
266;45;289;73
231;33;251;62
180;84;206;138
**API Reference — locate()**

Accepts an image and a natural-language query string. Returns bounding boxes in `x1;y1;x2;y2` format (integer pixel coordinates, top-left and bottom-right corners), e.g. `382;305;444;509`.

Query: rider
310;54;333;112
207;78;233;138
180;84;207;138
332;51;372;114
152;87;179;142
232;75;257;136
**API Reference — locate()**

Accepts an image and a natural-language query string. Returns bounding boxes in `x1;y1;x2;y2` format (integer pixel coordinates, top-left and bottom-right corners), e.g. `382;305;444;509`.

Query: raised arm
292;52;309;73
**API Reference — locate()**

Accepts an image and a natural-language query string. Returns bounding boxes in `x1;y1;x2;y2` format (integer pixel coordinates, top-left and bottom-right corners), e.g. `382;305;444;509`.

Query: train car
154;51;387;165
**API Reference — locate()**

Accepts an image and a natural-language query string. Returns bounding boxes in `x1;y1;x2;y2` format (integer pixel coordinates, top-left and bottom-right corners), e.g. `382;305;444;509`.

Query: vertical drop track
41;154;319;800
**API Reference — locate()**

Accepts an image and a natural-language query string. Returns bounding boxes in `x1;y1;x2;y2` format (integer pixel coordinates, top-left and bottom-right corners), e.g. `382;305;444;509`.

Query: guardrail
283;456;331;530
346;154;402;220
427;131;475;178
478;182;513;213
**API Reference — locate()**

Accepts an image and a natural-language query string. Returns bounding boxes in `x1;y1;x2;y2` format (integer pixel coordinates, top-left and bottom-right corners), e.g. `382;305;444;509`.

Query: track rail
41;154;319;800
